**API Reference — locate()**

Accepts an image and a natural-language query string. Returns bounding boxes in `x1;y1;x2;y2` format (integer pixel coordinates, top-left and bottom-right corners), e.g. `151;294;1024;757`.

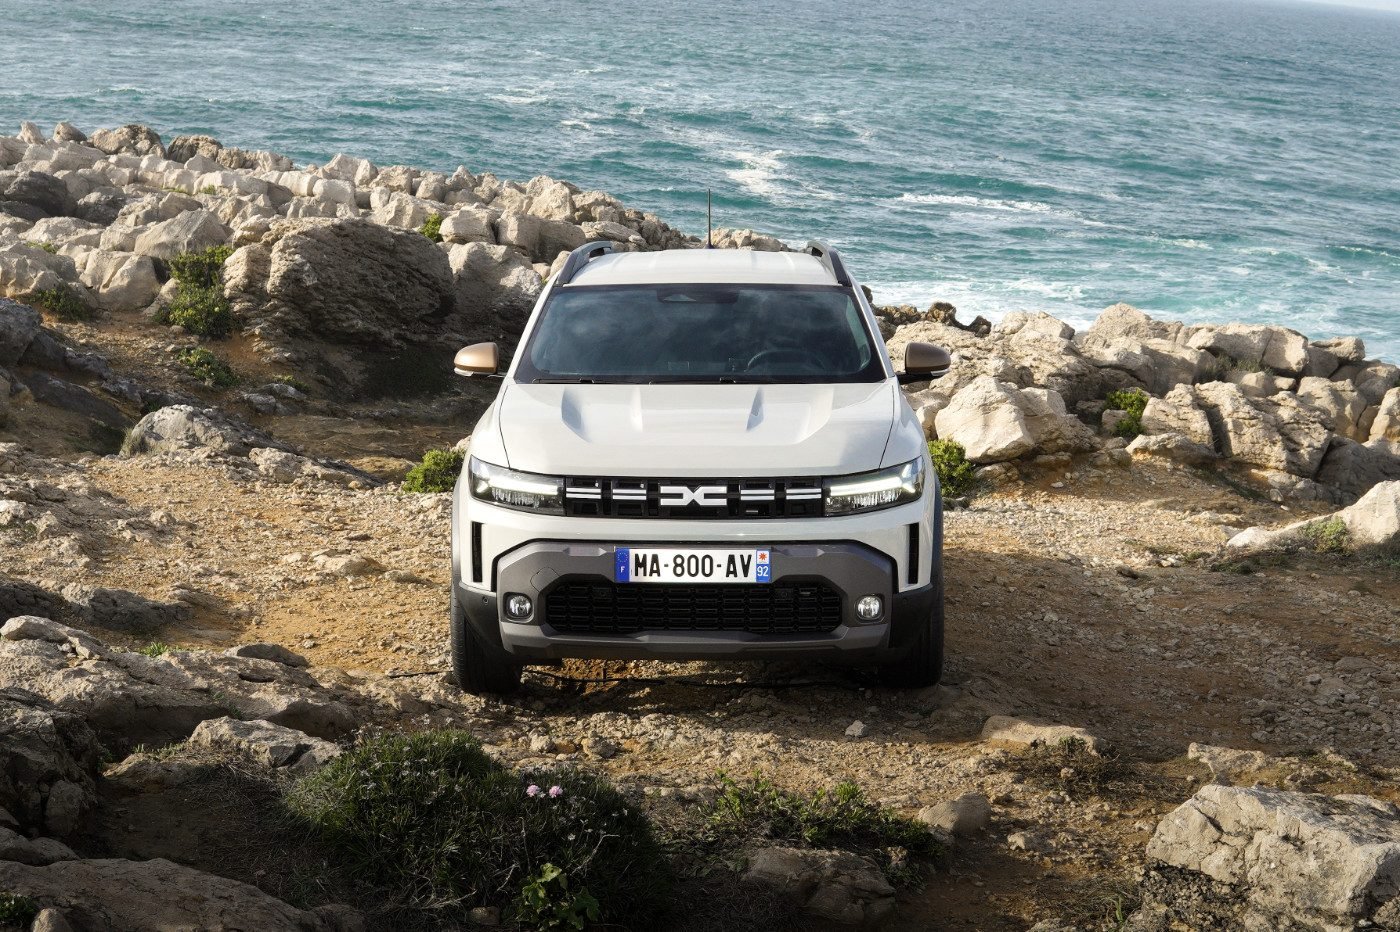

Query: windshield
514;283;886;384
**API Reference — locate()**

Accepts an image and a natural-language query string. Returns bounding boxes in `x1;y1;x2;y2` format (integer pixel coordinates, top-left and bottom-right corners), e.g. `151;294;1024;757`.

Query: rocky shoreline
0;119;1399;932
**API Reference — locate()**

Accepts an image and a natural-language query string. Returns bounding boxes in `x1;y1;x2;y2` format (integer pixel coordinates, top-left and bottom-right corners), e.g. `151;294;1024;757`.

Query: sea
2;0;1398;359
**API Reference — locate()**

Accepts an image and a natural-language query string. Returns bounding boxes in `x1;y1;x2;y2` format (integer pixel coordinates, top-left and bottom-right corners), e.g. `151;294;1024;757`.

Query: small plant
419;212;444;242
199;184;219;195
1011;737;1140;800
1302;516;1349;554
285;730;669;925
179;347;238;388
26;241;59;255
515;863;601;931
929;439;977;497
168;245;234;288
708;774;942;882
1104;388;1149;439
160;283;233;338
157;246;236;337
32;285;91;321
0;893;39;925
402;449;465;493
138;641;172;657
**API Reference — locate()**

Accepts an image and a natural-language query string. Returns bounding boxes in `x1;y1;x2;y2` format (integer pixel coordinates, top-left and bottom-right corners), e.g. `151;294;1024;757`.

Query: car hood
495;381;898;477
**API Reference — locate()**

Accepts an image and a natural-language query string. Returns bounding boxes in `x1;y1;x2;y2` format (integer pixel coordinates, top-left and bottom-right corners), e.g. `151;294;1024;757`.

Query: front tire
877;572;945;689
450;587;522;695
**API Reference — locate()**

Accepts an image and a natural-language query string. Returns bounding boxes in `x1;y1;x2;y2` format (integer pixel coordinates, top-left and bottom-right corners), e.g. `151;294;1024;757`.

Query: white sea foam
724;149;787;200
896;193;1054;214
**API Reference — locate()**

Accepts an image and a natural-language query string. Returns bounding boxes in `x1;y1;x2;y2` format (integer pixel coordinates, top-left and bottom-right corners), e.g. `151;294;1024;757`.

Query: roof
564;248;840;287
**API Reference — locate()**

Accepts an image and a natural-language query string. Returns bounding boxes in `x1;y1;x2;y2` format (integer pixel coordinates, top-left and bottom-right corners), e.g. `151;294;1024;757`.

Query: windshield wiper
532;377;598;384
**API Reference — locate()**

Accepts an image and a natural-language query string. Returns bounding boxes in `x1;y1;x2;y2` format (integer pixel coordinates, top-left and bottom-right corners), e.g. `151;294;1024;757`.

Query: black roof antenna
705;188;714;248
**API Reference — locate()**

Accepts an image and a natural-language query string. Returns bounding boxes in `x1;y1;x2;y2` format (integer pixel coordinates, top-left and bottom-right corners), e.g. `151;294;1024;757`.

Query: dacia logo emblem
657;484;727;507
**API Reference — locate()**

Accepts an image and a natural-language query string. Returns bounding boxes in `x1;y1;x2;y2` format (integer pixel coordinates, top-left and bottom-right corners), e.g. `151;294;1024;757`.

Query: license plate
615;547;771;584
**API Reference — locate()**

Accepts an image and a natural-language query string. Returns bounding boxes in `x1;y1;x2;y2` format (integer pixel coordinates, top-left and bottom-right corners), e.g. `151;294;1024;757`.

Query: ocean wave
488;91;549;106
723;149;786;200
896;192;1054;214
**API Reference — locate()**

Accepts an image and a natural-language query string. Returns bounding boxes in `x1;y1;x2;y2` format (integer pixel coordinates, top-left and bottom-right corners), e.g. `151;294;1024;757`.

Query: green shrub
1105;388;1149;439
158;246;235;337
402;449;465;493
708;775;942;882
929;439;977;497
179;347;238;388
32;285;91;321
26;241;59;255
168;245;234;288
285;730;669;926
138;641;172;657
199;184;219;195
1302;516;1349;554
419;212;444;242
160;283;233;338
0;893;39;925
273;374;311;393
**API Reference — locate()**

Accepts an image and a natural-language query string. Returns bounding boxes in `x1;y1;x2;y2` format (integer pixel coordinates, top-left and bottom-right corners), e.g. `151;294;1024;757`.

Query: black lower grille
545;582;843;635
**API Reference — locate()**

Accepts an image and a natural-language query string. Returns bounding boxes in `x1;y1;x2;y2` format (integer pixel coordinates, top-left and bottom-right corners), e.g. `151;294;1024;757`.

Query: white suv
449;241;951;694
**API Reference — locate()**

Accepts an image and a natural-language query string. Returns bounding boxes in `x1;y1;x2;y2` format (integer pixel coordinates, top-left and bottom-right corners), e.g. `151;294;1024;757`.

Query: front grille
563;477;824;519
544;582;843;635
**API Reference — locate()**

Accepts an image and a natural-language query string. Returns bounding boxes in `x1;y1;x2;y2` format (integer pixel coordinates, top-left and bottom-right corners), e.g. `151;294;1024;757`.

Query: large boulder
0;620;357;750
0;682;102;838
165;133;223;162
225;217;455;345
1192;382;1331;478
1315;437;1400;498
1139;386;1215;447
0;299;42;366
74;250;160;311
1017;387;1096;454
2;171;75;219
933;376;1036;464
188;716;340;775
89;123;165;158
1297;376;1369;441
1142;784;1400;931
1371;388;1400;442
743;846;895;927
1227;480;1400;552
122;405;282;458
0;857;355;931
131;209;231;260
447;242;543;341
1187;323;1310;377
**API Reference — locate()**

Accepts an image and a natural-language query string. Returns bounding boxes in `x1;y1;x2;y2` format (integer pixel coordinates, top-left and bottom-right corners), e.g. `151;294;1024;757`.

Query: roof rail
804;240;851;287
555;241;615;286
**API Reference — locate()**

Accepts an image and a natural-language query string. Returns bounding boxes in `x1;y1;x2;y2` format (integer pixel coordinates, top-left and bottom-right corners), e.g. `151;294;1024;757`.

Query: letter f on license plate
614;547;771;584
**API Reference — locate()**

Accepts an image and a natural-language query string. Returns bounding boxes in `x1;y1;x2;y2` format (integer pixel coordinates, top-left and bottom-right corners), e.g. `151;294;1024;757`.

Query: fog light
505;593;533;619
856;595;883;622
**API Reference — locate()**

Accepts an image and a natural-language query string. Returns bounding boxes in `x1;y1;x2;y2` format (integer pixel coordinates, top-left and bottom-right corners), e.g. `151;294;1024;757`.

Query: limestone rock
447;241;543;341
1140;386;1215;446
224;643;309;667
0;857;354;931
744;846;895;927
132;209;231;260
1017;387;1096;454
1126;432;1218;466
1145;784;1400;930
166;134;223;163
917;792;992;837
981;715;1105;754
1370;388;1400;442
226;217;455;346
122;405;282;457
1188;323;1310;376
3;171;75;219
0;686;101;838
90;124;166;157
0;299;42;366
1227;480;1400;552
1297;376;1369;440
934;376;1035;464
189;716;340;774
439;206;497;245
75;249;159;311
1315;437;1400;497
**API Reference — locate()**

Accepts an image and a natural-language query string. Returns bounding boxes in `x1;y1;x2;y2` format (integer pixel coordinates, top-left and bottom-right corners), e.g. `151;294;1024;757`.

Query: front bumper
454;539;935;662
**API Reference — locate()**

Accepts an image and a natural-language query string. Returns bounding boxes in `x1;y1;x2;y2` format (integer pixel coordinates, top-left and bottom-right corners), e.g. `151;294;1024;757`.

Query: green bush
32;285;91;321
161;283;233;338
179;347;238;388
0;893;38;925
420;213;444;242
929;439;976;497
273;374;311;394
1302;516;1349;554
1105;388;1149;439
158;246;235;337
168;245;234;288
402;449;465;493
285;730;670;926
709;775;942;882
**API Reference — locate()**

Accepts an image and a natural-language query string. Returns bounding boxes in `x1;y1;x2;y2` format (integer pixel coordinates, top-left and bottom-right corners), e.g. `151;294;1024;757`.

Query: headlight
468;457;564;513
824;458;924;515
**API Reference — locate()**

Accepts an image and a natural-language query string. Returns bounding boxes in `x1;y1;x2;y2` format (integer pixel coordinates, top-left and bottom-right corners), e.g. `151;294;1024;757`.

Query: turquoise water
2;0;1398;359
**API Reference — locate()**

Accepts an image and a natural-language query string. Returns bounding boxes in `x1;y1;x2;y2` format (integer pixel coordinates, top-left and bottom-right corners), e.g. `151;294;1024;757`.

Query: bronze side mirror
898;342;951;385
454;342;499;377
